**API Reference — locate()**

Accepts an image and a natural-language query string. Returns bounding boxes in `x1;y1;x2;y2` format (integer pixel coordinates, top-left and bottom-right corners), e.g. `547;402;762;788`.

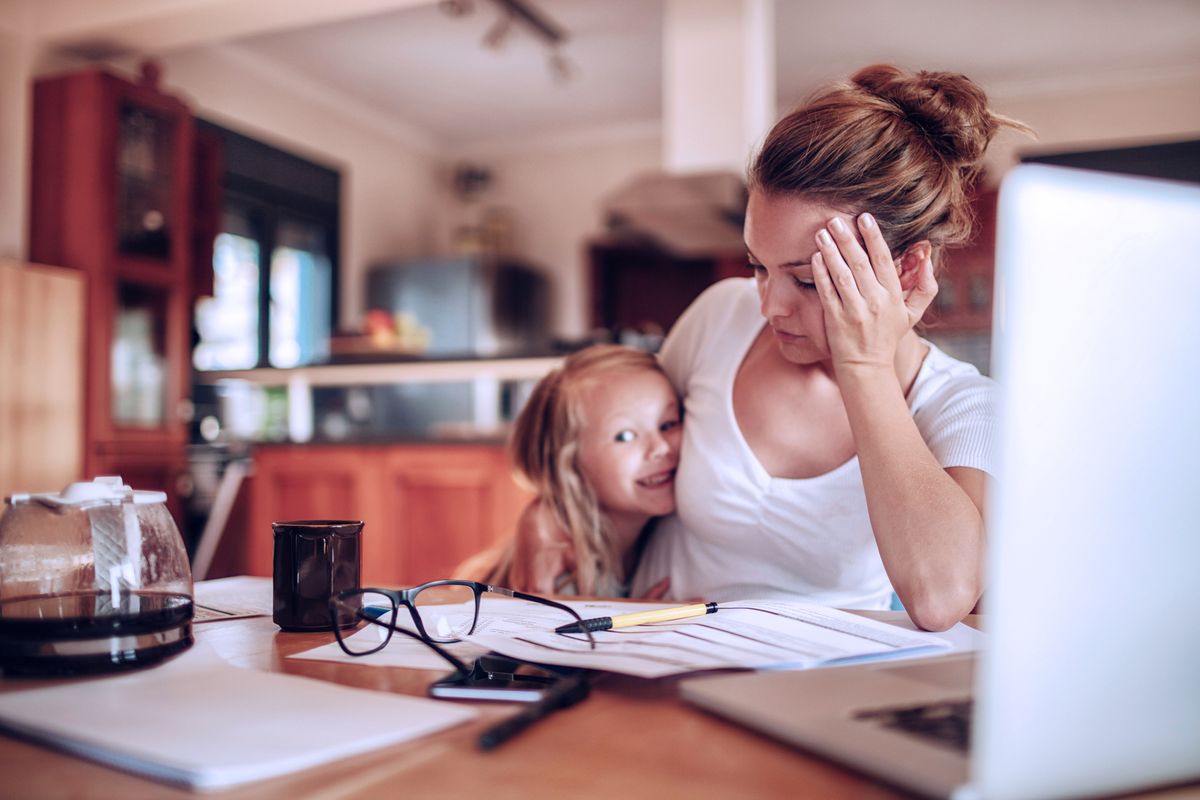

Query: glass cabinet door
111;283;168;427
116;102;177;260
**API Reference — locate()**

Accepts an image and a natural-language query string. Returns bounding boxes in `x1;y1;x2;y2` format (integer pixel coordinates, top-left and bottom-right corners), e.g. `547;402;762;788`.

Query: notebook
680;164;1200;799
0;641;476;790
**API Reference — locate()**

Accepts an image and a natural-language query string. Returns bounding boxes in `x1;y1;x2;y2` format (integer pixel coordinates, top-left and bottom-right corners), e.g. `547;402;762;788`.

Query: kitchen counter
195;353;563;388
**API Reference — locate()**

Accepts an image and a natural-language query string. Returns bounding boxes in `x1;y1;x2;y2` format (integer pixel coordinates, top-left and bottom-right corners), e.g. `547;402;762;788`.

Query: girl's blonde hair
492;344;672;594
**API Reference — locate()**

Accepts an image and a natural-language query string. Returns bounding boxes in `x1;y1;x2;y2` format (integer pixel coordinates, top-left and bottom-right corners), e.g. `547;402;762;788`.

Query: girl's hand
508;513;576;595
639;577;671;600
811;213;939;373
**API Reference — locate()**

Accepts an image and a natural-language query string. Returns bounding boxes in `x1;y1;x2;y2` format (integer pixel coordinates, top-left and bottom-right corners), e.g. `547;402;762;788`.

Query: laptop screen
976;165;1200;797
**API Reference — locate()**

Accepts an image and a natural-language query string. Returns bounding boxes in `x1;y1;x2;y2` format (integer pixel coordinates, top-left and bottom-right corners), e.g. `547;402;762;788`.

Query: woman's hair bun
850;64;996;167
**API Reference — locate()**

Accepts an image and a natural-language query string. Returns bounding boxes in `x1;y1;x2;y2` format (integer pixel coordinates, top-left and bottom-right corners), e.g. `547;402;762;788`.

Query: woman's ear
896;241;933;293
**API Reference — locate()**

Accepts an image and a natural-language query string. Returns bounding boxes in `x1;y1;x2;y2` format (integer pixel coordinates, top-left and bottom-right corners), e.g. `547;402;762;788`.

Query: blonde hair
499;344;672;594
751;64;1033;269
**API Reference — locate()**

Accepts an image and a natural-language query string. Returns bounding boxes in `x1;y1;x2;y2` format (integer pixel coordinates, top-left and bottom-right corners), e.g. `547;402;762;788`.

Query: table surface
1;608;1196;800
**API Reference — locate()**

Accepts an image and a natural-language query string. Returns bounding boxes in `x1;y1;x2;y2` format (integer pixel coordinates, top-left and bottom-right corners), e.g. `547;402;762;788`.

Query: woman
631;65;1031;631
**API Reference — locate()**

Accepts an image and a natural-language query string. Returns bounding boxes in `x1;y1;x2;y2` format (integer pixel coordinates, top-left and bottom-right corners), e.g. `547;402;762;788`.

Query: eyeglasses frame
328;579;596;663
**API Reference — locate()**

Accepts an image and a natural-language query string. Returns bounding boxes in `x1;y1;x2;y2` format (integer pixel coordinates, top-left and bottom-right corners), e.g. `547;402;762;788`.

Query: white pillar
662;0;775;174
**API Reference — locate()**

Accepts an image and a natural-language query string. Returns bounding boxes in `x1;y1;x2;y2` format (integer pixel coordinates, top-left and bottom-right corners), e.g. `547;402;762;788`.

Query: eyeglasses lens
412;583;476;642
337;591;399;655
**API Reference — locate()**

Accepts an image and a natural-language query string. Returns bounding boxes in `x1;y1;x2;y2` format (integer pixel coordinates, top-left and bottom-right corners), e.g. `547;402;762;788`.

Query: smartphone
428;657;566;702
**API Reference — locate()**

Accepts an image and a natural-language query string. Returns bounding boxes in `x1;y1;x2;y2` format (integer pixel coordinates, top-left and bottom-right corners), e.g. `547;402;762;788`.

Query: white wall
0;8;95;262
450;128;663;337
984;70;1200;181
145;47;443;329
104;45;444;328
7;34;1199;336
0;21;34;260
149;47;663;338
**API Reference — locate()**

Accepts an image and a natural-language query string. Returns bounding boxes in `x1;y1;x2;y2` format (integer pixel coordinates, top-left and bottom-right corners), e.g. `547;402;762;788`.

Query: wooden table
0;611;1194;800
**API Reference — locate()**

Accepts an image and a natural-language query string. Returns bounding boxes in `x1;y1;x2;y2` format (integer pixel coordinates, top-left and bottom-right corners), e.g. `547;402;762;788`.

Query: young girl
458;344;682;597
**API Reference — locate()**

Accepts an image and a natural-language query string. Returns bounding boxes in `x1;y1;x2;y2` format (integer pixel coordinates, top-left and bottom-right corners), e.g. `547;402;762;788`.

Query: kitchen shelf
195;355;563;388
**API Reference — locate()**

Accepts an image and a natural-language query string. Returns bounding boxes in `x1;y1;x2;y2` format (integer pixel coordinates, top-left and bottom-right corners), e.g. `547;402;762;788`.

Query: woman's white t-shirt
630;278;999;609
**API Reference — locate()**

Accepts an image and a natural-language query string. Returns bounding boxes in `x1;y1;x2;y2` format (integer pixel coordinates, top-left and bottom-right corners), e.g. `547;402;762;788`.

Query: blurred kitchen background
2;0;1198;584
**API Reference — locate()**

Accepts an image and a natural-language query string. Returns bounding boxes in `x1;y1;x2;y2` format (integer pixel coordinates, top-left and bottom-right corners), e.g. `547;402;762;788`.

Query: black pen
477;672;590;750
555;602;718;634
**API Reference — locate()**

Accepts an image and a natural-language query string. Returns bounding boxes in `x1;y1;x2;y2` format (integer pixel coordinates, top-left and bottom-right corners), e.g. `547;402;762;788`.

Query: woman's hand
811;213;939;374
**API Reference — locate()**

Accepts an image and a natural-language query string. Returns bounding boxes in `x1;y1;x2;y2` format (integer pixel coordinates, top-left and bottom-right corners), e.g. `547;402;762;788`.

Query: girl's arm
813;213;984;631
506;500;577;595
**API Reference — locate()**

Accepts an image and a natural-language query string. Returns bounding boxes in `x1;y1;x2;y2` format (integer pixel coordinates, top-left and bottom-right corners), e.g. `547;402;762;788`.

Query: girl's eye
660;419;681;432
614;430;636;443
746;261;766;275
793;276;817;291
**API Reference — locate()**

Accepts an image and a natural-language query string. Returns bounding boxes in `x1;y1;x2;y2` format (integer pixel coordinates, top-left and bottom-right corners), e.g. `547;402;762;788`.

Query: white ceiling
38;0;1200;150
225;0;663;147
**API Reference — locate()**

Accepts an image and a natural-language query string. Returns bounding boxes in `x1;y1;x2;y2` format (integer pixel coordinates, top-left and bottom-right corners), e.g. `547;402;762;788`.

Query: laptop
680;164;1200;799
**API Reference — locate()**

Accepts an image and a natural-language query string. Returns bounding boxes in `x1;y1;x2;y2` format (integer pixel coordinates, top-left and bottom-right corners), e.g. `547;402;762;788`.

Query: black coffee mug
272;520;363;631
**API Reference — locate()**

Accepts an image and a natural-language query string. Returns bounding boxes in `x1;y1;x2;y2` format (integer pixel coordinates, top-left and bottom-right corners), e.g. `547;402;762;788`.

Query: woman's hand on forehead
810;212;937;372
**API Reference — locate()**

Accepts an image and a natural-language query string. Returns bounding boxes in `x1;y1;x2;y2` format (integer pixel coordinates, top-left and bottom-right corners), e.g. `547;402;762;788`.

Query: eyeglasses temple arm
498;587;596;649
361;612;472;674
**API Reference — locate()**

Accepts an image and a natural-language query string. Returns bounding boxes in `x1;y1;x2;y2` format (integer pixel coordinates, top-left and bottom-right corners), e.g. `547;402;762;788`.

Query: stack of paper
0;643;475;790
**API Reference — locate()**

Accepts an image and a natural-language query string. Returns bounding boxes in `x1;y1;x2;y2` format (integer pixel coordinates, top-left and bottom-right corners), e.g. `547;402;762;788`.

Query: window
193;121;340;370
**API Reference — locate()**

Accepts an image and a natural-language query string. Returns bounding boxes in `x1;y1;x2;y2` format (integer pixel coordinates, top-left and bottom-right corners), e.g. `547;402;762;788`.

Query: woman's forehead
744;192;861;255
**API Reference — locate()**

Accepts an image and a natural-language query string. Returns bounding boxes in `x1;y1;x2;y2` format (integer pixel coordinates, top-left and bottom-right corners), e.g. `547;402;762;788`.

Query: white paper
193;575;273;622
464;598;952;678
0;641;476;791
291;627;490;671
858;610;985;653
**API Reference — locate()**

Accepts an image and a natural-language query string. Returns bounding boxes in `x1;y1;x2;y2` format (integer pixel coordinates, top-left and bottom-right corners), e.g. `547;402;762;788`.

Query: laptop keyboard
854;699;973;752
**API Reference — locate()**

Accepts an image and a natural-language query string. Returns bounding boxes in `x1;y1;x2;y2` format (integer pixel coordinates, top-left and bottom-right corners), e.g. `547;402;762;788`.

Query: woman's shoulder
692;277;759;316
911;341;995;404
660;278;759;384
667;278;759;344
910;341;1000;472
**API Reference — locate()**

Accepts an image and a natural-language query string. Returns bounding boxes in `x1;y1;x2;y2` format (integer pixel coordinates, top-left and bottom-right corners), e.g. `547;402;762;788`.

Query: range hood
602;170;748;258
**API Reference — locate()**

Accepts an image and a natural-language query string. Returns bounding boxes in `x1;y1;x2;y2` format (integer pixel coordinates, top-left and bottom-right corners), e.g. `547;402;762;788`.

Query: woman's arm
838;368;986;630
813;213;984;631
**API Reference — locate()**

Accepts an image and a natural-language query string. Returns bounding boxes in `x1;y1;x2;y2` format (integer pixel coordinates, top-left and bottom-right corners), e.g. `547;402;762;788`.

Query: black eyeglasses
328;579;596;659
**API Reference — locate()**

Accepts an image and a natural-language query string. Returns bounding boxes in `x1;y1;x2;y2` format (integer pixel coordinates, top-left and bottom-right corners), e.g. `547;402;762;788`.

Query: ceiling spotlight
444;0;577;82
482;13;514;51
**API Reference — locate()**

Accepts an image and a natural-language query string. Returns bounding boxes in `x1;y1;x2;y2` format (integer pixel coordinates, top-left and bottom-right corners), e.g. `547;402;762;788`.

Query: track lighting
441;0;575;82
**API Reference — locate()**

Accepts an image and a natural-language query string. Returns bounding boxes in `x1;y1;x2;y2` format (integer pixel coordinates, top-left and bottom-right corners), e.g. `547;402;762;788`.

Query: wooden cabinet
228;444;531;586
0;261;86;499
28;62;195;523
589;241;745;334
922;188;999;332
381;447;530;585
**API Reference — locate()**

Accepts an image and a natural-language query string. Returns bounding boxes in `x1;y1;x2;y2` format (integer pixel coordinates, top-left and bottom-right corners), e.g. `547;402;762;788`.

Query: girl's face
576;369;682;524
744;191;858;365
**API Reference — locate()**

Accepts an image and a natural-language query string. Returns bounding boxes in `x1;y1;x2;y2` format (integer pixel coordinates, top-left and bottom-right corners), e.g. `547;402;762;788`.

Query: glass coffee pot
0;476;194;675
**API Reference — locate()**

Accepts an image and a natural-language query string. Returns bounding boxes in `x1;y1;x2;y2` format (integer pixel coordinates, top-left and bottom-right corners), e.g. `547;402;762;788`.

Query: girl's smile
576;369;682;532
